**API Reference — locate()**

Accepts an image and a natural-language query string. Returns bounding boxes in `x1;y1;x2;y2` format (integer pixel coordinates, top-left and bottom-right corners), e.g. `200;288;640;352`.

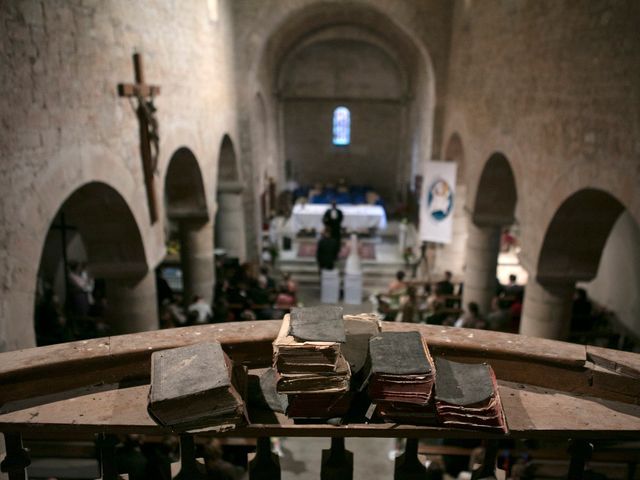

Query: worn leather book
289;305;346;342
375;401;438;425
273;311;343;373
434;357;507;433
368;331;435;406
148;342;246;432
276;355;351;394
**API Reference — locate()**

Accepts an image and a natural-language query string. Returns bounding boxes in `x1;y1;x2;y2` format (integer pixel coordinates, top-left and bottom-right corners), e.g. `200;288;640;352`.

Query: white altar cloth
291;204;387;233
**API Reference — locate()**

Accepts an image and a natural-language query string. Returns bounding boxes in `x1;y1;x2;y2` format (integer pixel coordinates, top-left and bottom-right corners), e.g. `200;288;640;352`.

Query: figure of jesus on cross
118;53;161;223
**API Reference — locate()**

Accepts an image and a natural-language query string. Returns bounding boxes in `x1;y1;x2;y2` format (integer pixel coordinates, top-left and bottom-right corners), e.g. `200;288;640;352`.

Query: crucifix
118;53;161;223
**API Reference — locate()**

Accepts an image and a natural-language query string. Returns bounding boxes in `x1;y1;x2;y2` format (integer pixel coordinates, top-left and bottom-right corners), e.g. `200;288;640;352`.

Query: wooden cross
118;53;161;223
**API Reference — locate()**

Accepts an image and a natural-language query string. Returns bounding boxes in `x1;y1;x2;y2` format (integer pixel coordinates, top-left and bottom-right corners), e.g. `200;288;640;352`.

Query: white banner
419;161;457;244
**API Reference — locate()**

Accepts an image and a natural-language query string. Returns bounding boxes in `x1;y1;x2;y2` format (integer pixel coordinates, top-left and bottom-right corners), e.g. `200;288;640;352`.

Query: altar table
291;204;387;233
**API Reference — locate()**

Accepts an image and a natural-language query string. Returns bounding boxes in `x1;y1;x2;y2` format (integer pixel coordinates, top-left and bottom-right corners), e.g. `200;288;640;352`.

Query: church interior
1;0;640;479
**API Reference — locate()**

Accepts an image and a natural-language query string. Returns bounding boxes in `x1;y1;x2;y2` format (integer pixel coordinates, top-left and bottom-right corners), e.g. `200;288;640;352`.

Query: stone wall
0;0;241;350
442;0;640;286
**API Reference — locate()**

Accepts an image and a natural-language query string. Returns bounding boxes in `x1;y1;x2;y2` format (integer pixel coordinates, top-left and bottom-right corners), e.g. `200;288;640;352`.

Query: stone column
105;271;158;334
216;181;247;262
179;218;214;306
520;278;575;340
462;222;501;315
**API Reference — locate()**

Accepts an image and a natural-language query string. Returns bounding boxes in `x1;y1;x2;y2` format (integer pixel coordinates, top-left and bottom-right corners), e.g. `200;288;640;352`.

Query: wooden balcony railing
1;320;640;479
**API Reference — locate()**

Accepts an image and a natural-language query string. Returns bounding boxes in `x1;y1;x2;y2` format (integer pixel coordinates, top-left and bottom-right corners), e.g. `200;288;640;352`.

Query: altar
291;203;387;233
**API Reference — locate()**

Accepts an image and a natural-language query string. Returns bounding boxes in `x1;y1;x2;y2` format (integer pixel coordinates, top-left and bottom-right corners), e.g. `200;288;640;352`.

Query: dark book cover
434;357;507;433
434;357;494;406
148;342;245;431
289;306;346;343
369;331;431;375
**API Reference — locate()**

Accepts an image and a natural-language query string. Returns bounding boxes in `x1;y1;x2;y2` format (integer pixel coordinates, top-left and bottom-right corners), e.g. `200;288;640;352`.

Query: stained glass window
332;106;350;146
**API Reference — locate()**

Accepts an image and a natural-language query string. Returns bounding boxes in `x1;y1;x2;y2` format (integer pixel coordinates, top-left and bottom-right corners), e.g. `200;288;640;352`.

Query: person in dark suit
316;228;340;271
435;270;455;296
322;200;344;243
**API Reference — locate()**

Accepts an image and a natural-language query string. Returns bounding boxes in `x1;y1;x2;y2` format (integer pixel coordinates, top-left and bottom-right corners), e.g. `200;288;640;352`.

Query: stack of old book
147;341;247;432
273;306;352;419
434;357;507;433
368;331;437;423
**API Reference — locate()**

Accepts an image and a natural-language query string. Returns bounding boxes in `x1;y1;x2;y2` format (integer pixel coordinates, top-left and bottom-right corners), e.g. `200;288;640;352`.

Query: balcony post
394;438;427;480
249;437;281;480
321;437;353;480
0;433;30;480
471;440;498;479
567;439;593;480
97;433;119;480
175;435;207;480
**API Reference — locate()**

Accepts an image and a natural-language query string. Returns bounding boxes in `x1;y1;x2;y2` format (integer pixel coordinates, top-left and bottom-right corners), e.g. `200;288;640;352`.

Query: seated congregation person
571;287;594;331
273;272;298;314
435;270;455;296
388;270;408;295
454;302;487;329
399;286;420;323
425;300;451;326
187;295;212;324
486;296;511;331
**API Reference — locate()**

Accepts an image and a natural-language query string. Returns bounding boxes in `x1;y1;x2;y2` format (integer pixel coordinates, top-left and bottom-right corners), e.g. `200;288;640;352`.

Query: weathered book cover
289;306;346;343
273;313;342;370
368;331;435;406
148;342;246;432
434;357;507;433
369;331;432;375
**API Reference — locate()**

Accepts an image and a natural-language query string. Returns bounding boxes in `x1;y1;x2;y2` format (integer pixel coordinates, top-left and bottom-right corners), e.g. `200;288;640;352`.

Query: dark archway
537;189;625;284
216;135;247;261
34;182;151;343
218;134;240;182
165;147;208;220
472;152;517;227
521;188;628;340
463;152;519;316
437;133;468;276
164;148;213;306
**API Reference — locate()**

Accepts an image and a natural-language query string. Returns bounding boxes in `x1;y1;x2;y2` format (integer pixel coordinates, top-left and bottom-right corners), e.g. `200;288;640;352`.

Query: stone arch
521;188;628;340
472;152;517;227
35;182;156;340
164;148;214;305
218;134;241;183
537;188;625;284
462;152;518;315
215;135;247;261
258;1;437;208
164;147;209;220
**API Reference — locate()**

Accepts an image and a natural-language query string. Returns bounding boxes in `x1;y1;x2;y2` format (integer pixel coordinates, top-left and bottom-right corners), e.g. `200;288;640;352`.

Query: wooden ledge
0;321;639;408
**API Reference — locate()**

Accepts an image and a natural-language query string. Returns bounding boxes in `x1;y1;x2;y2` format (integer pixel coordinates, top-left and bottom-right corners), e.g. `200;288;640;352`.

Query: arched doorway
462;153;518;315
34;182;155;343
521;188;630;340
436;133;468;276
215;135;247;261
164;147;213;306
